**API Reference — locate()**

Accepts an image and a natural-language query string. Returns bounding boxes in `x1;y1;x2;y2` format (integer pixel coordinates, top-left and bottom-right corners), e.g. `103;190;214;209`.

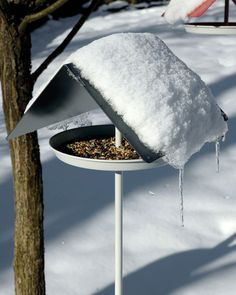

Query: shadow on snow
94;233;236;295
0;155;176;272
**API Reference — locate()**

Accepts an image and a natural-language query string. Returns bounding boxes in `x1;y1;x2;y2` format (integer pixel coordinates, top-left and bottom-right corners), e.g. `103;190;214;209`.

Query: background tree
0;0;99;294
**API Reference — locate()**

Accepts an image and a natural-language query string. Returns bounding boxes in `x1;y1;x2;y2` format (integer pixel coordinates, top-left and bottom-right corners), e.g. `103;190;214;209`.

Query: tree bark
0;15;45;295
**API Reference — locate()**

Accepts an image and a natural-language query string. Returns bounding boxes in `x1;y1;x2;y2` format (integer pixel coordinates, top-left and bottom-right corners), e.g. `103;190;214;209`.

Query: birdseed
66;137;140;160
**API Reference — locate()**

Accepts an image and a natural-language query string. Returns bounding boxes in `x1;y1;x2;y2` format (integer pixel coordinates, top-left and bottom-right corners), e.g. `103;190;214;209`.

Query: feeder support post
115;127;123;295
115;127;122;147
224;0;229;24
115;171;123;295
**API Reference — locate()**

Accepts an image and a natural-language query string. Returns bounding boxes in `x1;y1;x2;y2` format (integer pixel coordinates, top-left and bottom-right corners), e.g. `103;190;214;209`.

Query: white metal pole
115;127;122;147
115;128;123;295
115;171;123;295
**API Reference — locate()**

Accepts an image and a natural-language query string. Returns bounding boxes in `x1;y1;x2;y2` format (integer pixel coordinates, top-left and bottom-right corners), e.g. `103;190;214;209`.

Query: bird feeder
49;122;164;295
185;0;236;34
8;33;228;295
8;63;165;295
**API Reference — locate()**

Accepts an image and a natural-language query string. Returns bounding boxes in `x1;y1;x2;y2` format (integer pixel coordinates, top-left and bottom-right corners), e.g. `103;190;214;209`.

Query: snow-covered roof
69;33;227;168
9;33;227;168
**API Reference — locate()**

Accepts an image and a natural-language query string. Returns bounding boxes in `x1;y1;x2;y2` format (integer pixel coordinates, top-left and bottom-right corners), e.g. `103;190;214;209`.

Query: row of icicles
179;138;222;227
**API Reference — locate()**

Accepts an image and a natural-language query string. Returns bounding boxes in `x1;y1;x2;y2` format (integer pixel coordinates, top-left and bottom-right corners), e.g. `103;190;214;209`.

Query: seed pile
66;137;140;160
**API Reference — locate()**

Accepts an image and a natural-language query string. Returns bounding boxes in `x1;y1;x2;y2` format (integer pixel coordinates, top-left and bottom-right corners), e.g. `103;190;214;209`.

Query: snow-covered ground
1;2;236;294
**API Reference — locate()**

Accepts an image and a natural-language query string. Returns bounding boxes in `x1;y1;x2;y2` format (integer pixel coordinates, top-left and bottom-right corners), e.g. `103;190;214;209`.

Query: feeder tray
49;125;165;171
185;22;236;34
184;0;236;34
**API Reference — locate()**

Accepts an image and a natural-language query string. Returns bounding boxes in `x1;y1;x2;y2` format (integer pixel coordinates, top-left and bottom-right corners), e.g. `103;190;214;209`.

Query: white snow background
1;1;236;294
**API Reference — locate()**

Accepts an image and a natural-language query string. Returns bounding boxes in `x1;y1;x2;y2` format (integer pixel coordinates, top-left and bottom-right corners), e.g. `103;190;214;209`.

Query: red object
232;0;236;5
188;0;215;17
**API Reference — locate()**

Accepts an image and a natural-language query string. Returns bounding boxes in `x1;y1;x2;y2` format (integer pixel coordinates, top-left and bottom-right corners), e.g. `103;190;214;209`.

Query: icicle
179;167;184;227
215;140;220;173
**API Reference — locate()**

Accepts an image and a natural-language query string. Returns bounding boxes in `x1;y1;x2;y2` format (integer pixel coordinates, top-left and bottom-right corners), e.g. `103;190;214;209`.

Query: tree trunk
0;16;45;295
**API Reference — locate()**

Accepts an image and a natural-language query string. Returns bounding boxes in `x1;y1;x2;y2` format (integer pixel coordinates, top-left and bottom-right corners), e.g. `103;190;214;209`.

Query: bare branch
32;0;101;82
32;0;53;11
19;0;71;32
0;0;10;11
0;0;12;22
35;0;49;6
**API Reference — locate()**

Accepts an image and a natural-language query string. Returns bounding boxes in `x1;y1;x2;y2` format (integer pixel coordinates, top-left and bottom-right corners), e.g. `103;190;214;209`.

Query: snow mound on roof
69;33;227;168
164;0;210;24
